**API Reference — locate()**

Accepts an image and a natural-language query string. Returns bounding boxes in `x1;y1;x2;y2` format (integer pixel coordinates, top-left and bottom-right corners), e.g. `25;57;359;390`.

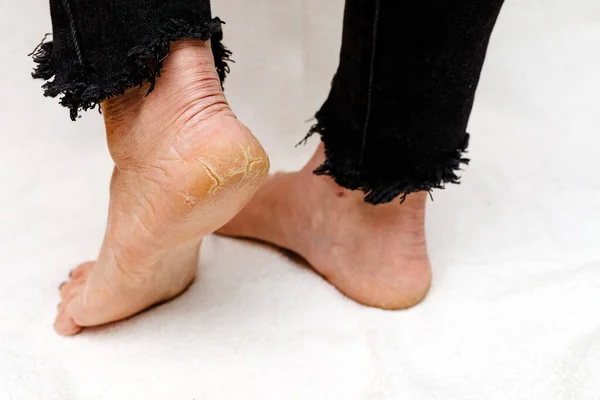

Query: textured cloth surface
1;0;600;399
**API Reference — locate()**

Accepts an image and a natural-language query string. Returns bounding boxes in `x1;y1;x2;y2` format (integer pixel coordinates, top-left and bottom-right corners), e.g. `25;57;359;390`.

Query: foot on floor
55;39;269;336
218;143;431;310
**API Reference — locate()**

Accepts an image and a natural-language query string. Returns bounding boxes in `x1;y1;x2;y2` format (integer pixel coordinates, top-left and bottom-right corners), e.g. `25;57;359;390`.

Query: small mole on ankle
337;191;346;198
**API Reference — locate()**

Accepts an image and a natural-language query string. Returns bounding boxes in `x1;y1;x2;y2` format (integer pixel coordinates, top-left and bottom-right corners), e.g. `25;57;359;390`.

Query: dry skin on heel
54;40;269;336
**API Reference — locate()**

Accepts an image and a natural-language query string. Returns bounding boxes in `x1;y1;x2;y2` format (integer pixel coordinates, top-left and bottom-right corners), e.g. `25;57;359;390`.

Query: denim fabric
32;0;504;204
31;0;227;120
309;0;505;203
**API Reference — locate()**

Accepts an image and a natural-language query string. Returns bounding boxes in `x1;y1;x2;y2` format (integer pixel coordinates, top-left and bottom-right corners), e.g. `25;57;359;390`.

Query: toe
55;281;86;336
54;307;83;336
59;281;70;299
70;261;95;279
59;278;84;300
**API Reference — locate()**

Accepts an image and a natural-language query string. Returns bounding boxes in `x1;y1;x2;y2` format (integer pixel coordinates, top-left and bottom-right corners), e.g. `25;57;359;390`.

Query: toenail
68;269;74;277
58;282;66;290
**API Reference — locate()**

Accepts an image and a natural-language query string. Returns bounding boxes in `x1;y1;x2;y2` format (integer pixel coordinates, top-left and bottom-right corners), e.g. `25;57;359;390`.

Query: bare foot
55;40;269;335
218;143;431;310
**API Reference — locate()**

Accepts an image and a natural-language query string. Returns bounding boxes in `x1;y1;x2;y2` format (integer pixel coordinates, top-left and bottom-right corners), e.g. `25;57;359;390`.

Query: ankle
106;41;226;115
159;40;233;125
309;143;428;213
101;39;235;165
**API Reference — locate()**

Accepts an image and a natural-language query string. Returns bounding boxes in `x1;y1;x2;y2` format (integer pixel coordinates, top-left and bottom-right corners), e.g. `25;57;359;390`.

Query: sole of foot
55;39;269;336
218;143;432;310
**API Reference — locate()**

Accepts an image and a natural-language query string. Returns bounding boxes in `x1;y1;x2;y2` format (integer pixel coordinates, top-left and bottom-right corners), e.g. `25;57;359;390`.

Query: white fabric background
1;0;599;399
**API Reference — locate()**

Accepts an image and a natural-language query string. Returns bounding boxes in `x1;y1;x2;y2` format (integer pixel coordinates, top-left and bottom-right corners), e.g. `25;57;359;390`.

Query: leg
219;0;505;308
33;1;269;335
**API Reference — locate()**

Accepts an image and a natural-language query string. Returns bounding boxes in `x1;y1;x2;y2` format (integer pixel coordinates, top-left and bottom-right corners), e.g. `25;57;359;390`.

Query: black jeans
32;0;505;204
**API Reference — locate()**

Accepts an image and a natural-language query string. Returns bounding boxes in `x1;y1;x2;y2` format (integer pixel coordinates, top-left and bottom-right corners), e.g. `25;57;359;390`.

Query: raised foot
55;40;269;336
218;144;432;310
